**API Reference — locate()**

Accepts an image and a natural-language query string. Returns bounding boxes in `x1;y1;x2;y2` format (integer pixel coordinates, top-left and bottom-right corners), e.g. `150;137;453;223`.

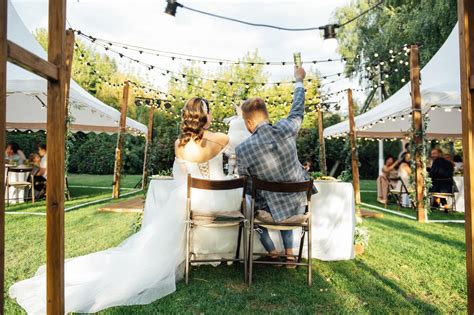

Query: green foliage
335;0;457;100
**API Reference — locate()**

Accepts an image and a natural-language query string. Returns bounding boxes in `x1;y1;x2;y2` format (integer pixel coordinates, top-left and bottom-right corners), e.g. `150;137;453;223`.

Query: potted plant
354;226;369;255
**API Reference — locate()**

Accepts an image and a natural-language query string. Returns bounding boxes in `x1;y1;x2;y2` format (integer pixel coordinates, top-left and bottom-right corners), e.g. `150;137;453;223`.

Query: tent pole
457;0;474;312
112;81;129;199
0;0;7;311
317;109;327;175
46;0;68;311
347;88;361;205
409;44;427;223
64;30;74;200
141;106;154;190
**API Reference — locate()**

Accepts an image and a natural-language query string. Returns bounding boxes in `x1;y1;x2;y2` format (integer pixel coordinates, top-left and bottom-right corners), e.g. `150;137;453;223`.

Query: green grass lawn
4;176;467;314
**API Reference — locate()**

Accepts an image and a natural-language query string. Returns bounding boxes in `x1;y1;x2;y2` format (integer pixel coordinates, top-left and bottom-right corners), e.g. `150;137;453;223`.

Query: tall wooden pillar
409;44;426;223
0;0;7;311
141;106;154;190
347;89;361;204
317;109;327;175
112;81;129;198
457;0;474;312
46;0;68;312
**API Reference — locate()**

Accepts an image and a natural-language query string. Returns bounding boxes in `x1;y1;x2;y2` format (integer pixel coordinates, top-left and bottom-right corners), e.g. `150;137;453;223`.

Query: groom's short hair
241;97;269;119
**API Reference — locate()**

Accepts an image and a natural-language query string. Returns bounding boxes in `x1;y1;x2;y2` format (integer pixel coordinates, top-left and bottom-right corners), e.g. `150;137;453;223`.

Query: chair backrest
7;166;33;174
187;175;247;199
251;176;313;202
431;177;455;192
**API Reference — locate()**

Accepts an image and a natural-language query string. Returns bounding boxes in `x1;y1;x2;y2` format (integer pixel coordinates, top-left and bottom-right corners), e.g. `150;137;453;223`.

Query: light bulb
323;38;338;53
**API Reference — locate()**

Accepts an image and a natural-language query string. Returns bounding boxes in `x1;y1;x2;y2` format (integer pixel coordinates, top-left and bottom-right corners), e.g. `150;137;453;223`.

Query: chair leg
248;224;254;287
297;229;305;266
307;225;312;287
235;223;243;260
185;222;191;285
243;221;248;284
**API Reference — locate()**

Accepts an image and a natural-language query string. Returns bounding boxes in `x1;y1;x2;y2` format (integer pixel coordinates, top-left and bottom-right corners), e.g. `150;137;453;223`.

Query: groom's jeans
256;227;293;252
256;207;305;252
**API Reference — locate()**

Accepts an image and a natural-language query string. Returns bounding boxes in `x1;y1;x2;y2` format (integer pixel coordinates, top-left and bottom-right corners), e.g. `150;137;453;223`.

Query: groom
235;66;314;261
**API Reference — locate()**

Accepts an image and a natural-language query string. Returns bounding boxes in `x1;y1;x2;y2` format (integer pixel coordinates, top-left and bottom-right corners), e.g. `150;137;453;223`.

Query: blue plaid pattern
236;84;315;222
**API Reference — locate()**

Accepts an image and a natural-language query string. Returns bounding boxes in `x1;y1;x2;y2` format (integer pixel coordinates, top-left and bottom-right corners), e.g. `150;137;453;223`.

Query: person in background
453;154;463;173
5;142;26;164
29;153;41;176
376;155;399;204
429;148;454;209
396;152;412;207
444;153;455;166
33;144;47;197
398;142;410;160
303;161;312;173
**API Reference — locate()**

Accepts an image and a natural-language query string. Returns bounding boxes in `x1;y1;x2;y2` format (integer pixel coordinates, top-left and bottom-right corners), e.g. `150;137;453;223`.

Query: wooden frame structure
347;88;361;205
317;109;327;176
457;0;474;312
409;44;427;223
1;0;73;312
141;105;155;190
112;81;130;198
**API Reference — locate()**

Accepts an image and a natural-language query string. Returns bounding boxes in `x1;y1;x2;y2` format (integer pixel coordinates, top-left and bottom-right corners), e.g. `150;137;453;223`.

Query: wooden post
141;106;154;190
46;0;67;312
347;89;361;205
458;0;474;312
317;109;327;175
0;0;7;311
409;44;427;223
112;81;129;198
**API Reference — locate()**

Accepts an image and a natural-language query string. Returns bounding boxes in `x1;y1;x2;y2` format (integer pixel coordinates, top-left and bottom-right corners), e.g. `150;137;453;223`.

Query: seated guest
5;142;26;164
453;154;463;173
29;153;41;176
377;155;399;204
429;148;454;209
33;144;47;197
398;142;410;160
396;152;412;207
444;153;455;166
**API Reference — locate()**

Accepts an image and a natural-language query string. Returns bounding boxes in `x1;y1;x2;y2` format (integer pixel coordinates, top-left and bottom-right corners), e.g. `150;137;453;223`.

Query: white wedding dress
9;150;244;314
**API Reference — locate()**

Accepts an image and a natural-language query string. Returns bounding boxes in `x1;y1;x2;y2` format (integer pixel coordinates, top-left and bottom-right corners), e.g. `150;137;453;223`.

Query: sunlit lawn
4;177;467;314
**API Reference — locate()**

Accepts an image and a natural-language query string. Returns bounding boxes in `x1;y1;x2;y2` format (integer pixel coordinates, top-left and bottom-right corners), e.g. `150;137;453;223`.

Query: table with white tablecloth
147;178;356;262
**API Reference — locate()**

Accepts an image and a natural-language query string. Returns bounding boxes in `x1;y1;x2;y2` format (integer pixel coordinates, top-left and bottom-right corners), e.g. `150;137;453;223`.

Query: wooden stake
457;0;474;312
318;109;327;176
347;89;361;205
0;0;7;311
409;44;426;223
141;106;154;190
112;81;129;198
46;0;67;312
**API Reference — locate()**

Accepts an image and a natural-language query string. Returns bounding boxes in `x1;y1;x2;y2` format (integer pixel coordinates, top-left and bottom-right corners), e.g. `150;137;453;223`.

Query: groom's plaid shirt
236;82;315;222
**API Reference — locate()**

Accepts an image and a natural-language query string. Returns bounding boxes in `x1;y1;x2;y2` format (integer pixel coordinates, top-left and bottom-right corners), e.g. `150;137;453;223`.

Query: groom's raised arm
277;67;306;136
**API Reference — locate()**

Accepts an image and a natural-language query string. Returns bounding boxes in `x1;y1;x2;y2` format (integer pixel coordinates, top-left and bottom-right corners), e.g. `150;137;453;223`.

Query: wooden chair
429;178;457;212
386;176;414;209
248;176;314;287
5;166;34;205
185;175;248;285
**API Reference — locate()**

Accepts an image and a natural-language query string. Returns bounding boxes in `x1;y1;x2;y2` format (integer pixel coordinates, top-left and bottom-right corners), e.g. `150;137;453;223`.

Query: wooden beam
7;40;59;81
347;89;361;205
457;0;474;312
112;81;130;198
317;109;327;176
141;106;154;190
409;44;426;223
0;0;7;311
46;0;67;312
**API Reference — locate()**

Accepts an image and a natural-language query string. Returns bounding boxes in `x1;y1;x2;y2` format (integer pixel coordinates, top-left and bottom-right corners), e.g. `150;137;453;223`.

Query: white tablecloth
148;179;355;261
454;176;465;212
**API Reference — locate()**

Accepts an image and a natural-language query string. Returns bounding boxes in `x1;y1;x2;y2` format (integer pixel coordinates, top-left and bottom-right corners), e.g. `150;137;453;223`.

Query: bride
10;97;247;313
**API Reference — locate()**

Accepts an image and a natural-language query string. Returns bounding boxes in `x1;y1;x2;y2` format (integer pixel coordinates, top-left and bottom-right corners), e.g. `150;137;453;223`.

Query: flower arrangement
354;226;369;248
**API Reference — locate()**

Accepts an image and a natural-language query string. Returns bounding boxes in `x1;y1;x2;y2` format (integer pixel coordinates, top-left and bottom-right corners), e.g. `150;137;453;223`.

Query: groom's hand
294;67;306;82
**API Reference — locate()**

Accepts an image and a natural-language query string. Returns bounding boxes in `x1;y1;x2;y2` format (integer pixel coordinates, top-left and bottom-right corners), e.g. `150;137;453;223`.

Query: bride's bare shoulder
205;131;229;148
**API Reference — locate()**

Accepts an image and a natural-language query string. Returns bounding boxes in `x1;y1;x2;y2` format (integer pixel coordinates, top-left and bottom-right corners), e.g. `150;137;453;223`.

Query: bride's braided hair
178;97;210;147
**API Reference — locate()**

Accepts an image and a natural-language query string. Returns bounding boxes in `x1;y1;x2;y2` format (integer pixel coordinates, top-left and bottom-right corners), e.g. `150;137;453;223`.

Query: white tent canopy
324;24;461;140
6;1;147;135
